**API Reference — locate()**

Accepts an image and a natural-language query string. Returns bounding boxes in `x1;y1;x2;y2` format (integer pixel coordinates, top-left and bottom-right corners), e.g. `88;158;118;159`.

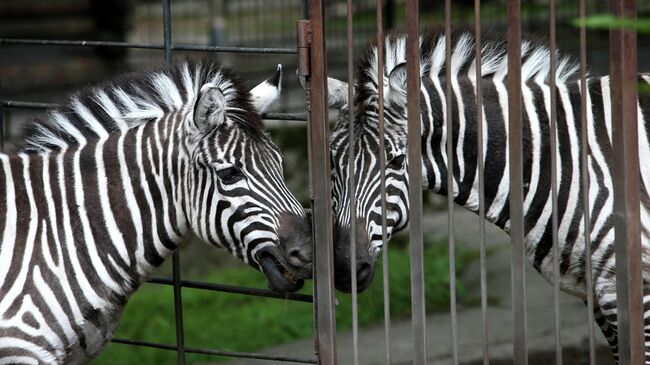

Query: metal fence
0;0;645;364
304;0;644;364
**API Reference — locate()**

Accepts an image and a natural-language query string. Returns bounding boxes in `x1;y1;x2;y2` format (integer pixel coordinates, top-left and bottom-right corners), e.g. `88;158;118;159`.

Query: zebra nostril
357;263;371;282
288;247;311;267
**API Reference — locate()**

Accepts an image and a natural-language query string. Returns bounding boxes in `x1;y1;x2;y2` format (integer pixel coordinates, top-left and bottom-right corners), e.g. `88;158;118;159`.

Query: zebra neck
419;76;587;232
114;123;191;279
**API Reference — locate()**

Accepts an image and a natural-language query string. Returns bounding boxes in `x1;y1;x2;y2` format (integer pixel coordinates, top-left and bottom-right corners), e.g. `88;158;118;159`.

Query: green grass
92;235;476;365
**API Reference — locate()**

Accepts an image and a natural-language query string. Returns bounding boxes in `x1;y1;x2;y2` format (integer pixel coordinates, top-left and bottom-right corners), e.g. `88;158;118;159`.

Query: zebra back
354;29;580;113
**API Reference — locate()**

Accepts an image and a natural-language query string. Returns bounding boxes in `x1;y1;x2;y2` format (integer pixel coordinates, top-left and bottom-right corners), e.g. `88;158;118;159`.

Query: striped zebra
325;31;650;362
0;61;312;364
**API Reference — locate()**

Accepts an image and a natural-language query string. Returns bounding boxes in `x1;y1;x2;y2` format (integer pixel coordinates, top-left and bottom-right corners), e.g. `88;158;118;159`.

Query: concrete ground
222;207;614;365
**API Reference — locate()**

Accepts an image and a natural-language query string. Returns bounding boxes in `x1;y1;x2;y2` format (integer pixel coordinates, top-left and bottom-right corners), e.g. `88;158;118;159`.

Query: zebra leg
595;286;650;364
592;303;619;363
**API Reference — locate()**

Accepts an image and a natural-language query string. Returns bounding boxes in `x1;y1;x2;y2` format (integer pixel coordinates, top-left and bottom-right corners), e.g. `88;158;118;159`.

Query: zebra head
18;62;313;293
327;63;411;292
183;65;312;292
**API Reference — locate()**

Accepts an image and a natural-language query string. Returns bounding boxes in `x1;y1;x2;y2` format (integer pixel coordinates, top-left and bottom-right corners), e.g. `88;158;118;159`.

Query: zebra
0;60;312;364
324;30;650;362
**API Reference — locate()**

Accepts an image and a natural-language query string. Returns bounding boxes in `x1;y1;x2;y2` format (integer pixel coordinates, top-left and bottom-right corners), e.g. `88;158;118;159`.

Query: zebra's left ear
193;83;226;133
250;64;282;113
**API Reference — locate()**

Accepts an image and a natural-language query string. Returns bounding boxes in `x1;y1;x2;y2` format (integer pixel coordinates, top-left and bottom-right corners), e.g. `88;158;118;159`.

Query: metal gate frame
303;0;643;364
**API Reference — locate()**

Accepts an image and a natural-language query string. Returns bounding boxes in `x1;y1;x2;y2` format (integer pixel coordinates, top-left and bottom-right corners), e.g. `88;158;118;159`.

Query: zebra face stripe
186;121;306;266
330;112;410;292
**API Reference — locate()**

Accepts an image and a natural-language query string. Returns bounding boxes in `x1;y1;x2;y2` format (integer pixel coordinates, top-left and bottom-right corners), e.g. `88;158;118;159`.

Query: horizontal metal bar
1;101;56;109
0;38;297;54
146;277;313;303
110;338;318;363
263;112;308;121
184;346;317;363
111;337;177;351
1;100;306;121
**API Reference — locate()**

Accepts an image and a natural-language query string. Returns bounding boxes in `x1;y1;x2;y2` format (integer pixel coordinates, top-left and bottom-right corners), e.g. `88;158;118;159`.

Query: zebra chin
257;246;307;293
256;211;313;293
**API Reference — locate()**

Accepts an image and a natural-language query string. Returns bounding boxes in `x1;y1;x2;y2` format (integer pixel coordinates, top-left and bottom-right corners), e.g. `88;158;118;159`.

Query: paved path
223;207;614;364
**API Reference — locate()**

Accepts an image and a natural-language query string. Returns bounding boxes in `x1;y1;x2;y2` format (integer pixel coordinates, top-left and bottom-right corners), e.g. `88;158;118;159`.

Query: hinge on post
296;19;311;80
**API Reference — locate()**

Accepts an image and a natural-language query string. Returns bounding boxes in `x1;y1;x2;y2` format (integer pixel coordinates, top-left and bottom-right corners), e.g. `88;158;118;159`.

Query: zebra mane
17;60;263;153
355;29;580;110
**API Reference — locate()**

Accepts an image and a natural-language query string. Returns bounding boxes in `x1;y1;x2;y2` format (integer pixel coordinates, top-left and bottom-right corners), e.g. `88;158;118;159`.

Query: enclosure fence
0;0;645;364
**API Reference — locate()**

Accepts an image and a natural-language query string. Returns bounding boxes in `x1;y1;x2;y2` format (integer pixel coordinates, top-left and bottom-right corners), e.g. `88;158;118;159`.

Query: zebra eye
387;154;405;170
216;166;245;184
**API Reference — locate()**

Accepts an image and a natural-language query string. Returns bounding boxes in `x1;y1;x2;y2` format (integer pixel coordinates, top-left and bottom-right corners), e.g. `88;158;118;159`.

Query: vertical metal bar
172;253;185;364
548;1;563;365
162;1;185;364
610;0;643;363
163;0;173;63
405;1;426;364
473;1;489;364
307;1;337;364
345;1;359;364
301;0;308;22
0;71;4;151
551;1;567;364
577;0;596;362
506;0;528;363
444;1;459;364
375;1;391;364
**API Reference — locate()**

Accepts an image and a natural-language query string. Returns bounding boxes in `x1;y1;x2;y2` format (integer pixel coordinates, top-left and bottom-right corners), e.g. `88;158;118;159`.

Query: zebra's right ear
297;71;348;109
386;63;407;107
327;77;349;109
193;83;226;133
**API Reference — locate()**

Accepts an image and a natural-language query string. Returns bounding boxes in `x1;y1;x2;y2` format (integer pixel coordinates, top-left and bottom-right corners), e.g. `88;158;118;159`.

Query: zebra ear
327;77;349;109
386;62;407;107
250;64;282;113
193;83;226;133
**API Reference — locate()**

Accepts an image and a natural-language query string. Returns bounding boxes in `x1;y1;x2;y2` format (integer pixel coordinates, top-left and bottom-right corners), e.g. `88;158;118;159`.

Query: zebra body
327;31;650;362
0;61;311;364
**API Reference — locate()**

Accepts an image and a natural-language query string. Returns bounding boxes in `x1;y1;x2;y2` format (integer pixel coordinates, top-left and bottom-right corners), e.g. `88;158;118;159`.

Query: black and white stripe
0;61;311;364
327;31;650;362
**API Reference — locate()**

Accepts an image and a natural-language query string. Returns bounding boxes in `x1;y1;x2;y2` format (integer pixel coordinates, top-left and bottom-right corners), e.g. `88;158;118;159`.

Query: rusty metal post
405;0;426;364
305;1;337;364
473;1;489;363
375;1;392;364
506;0;528;363
576;0;596;362
444;1;459;364
610;0;643;363
162;1;186;364
345;1;359;364
0;72;4;151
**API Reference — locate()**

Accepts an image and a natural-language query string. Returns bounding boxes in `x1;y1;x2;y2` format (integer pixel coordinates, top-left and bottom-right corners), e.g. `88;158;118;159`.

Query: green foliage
572;14;650;33
92;236;476;364
640;83;650;96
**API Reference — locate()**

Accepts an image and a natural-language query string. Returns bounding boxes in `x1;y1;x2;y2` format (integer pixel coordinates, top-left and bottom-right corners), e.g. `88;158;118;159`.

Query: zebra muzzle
258;252;305;293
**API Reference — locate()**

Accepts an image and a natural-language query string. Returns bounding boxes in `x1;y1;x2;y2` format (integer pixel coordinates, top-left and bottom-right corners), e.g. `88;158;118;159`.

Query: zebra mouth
258;252;305;293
